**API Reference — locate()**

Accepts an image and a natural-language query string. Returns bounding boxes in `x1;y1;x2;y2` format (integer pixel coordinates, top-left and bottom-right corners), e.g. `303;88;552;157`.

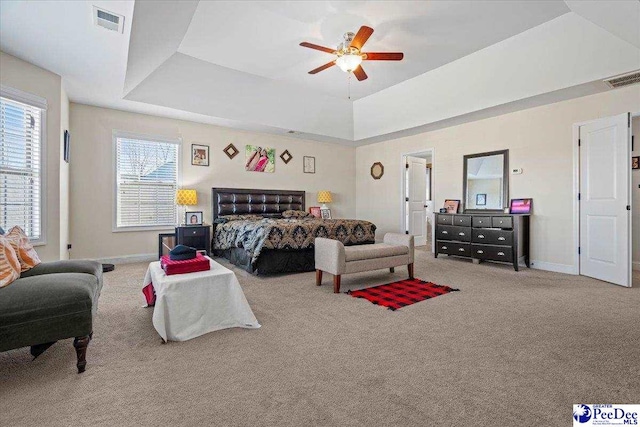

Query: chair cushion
4;226;41;272
344;243;409;262
0;236;20;288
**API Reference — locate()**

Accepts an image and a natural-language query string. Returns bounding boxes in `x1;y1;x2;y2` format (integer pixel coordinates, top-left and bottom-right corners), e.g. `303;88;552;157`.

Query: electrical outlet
511;168;523;175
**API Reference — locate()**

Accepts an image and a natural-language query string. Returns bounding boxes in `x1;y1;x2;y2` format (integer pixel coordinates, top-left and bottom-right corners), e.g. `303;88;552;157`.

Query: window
0;90;46;242
114;133;179;230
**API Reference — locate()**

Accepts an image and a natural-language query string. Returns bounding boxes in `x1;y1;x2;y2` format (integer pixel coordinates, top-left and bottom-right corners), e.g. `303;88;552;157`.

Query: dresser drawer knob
478;234;485;239
499;221;504;224
458;232;465;236
477;250;484;254
497;252;505;256
441;246;448;250
442;231;448;234
458;248;465;252
498;236;505;241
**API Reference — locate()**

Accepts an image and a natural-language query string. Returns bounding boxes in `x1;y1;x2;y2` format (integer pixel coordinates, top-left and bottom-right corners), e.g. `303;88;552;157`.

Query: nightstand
175;225;211;256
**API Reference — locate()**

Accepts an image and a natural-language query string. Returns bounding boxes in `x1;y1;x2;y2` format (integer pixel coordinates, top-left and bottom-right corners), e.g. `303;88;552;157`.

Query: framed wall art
280;150;293;164
192;144;209;166
245;145;275;173
303;156;315;174
632;156;639;170
223;143;239;159
476;193;487;206
371;162;384;179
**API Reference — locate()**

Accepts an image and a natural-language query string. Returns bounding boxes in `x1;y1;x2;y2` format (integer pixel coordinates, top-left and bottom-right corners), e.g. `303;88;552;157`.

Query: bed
210;188;376;275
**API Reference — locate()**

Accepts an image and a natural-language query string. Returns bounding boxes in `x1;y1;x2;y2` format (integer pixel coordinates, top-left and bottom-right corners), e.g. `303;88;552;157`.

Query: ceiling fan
300;26;403;81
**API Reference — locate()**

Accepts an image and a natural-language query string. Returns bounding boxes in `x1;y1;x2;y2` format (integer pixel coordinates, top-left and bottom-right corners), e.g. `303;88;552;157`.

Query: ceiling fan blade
364;52;404;61
309;61;336;74
300;42;336;54
353;65;368;81
350;26;374;50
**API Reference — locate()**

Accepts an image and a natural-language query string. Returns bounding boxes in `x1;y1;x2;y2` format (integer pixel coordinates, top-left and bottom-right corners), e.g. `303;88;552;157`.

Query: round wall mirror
371;162;384;179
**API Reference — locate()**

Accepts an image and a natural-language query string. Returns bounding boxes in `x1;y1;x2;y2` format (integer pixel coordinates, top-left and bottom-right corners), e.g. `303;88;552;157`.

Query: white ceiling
1;0;638;145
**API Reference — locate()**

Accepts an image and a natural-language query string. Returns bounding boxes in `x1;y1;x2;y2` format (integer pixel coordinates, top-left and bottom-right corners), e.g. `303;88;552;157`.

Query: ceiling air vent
604;71;640;89
93;6;124;33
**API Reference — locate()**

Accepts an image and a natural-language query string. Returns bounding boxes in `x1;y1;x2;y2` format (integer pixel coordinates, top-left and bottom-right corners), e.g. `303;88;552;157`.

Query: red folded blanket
160;254;210;275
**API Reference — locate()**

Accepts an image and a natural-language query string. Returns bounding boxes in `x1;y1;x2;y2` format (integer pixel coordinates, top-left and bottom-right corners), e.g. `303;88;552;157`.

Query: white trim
529;260;577;275
0;87;47;245
400;148;436;253
572;123;580;277
0;84;47;110
111;130;182;233
93;253;156;265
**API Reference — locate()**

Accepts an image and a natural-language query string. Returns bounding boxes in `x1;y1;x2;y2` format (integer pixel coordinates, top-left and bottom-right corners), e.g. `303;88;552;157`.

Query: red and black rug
347;278;458;311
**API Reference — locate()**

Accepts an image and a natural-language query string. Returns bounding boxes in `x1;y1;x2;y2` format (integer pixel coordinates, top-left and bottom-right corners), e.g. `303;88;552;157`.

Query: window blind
116;136;179;228
0;96;43;240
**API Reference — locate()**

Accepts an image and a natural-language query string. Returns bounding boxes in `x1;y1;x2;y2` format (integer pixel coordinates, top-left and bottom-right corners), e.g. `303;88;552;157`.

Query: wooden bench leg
389;267;395;273
73;334;91;374
333;275;341;293
408;263;414;279
316;269;323;286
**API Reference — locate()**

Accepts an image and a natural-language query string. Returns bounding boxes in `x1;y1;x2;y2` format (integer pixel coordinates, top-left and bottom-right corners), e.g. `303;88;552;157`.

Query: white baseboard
529;260;578;275
633;261;640;271
94;253;156;265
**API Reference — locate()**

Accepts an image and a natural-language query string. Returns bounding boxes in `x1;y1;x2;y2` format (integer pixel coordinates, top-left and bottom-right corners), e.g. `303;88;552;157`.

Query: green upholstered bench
0;260;103;373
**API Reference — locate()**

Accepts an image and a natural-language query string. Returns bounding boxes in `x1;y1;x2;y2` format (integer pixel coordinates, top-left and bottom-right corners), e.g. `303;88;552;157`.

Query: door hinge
578;193;581;201
405;230;409;235
578;247;581;255
628;205;631;211
405;163;409;169
405;197;409;202
578;138;581;147
628;113;631;128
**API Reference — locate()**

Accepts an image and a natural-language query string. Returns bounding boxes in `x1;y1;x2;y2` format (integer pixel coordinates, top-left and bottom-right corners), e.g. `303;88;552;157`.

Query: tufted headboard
211;188;305;221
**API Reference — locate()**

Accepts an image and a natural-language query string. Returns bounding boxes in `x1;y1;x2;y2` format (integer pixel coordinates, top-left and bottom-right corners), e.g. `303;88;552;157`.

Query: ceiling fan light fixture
336;54;363;73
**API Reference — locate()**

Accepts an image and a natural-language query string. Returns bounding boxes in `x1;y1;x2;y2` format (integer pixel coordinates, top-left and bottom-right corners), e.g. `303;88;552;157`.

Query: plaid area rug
347;278;459;311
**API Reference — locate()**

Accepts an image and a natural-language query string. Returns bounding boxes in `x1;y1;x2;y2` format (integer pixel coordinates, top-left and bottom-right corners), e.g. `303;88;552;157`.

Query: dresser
434;213;530;271
175;225;211;256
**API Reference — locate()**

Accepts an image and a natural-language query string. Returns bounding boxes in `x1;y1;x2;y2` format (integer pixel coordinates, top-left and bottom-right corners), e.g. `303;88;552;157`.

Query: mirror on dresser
462;149;509;212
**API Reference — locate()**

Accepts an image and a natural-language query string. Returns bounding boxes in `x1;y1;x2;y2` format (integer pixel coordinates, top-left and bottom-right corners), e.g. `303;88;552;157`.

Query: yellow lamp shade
176;189;197;206
317;191;332;204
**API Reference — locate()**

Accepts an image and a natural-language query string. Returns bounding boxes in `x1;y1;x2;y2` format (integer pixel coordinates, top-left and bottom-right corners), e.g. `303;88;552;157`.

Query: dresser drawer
179;227;206;237
452;215;471;227
472;228;513;246
471;245;513;262
437;241;471;257
472;216;492;228
492;216;513;229
437;225;471;242
437;215;453;225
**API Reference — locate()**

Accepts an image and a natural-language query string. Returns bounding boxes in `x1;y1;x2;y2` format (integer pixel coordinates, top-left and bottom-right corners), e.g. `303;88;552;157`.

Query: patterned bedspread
213;217;376;266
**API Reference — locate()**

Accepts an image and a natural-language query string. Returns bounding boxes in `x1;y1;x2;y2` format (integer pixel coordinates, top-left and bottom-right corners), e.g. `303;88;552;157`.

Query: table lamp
176;189;197;225
317;190;332;209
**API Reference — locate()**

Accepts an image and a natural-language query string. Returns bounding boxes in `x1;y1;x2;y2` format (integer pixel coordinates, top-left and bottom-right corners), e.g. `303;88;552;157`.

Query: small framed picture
185;211;203;225
63;130;70;163
633;156;639;170
476;193;487;206
192;144;210;166
309;206;321;218
510;198;532;214
303;156;315;174
320;208;332;219
443;199;460;214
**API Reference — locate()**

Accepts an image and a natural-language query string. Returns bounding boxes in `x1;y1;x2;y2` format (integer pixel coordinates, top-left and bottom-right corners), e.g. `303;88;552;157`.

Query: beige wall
0;51;63;262
356;86;640;272
633;117;640;270
69;104;356;259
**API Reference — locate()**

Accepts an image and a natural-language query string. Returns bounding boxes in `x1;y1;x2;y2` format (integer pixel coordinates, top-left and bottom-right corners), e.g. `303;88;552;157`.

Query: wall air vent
93;6;124;33
604;71;640;89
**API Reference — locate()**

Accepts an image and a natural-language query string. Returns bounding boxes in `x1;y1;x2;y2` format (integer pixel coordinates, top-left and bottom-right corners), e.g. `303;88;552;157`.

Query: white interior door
579;113;631;287
407;156;427;246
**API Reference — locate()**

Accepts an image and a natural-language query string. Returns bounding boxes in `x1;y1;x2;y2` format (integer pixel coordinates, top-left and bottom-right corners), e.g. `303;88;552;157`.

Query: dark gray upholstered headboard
211;188;305;221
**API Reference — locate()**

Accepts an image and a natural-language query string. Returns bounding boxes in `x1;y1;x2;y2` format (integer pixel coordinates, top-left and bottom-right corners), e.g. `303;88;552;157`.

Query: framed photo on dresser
309;206;321;218
443;199;460;214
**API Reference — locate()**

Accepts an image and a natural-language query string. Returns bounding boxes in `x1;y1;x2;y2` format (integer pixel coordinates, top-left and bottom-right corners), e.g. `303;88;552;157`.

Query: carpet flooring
1;248;639;426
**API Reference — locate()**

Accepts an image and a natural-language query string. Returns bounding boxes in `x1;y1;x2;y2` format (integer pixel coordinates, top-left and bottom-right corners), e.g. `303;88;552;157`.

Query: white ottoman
143;257;260;342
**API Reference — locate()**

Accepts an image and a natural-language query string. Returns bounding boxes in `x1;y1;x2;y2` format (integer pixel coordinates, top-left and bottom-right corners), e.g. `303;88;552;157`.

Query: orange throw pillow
5;226;41;272
0;236;20;287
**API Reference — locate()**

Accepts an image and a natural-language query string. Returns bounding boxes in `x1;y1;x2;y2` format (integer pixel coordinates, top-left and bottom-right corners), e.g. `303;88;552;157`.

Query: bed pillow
5;226;41;272
282;210;313;219
216;214;264;224
0;236;21;288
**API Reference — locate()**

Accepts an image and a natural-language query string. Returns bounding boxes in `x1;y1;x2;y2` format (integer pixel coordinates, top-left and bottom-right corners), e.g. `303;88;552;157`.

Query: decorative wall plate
371;162;384;179
223;143;239;159
280;150;293;164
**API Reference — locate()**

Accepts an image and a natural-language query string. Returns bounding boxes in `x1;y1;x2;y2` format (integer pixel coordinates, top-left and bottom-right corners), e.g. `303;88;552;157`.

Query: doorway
574;113;633;287
402;149;434;250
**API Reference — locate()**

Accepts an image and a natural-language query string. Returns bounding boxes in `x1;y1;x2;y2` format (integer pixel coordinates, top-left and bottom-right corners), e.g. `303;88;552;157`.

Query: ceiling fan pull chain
348;73;351;100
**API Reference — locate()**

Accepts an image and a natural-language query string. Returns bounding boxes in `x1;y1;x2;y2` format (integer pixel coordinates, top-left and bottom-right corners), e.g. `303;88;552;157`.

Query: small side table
175;225;211;256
